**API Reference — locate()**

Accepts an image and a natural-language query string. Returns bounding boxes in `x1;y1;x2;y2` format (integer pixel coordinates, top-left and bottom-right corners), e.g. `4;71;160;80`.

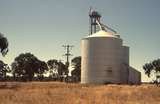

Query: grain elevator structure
81;10;141;84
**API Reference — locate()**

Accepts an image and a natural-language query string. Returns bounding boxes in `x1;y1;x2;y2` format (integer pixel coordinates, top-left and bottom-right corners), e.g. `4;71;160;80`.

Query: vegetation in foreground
0;82;160;104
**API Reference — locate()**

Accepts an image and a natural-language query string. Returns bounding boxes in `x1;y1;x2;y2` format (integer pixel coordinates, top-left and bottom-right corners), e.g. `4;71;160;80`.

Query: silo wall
122;46;129;65
81;37;124;84
120;46;130;83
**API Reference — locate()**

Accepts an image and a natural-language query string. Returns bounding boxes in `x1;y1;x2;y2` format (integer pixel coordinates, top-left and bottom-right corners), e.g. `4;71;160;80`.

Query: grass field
0;82;160;104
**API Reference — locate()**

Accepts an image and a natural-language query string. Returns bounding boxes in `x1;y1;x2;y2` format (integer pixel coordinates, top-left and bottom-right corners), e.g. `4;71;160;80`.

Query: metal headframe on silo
89;8;117;35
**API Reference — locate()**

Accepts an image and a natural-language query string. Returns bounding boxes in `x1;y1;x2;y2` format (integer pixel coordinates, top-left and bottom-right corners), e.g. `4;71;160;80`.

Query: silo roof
87;30;119;38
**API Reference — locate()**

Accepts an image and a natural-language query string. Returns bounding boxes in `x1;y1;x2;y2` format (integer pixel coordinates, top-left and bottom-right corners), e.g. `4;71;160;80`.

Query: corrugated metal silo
81;30;127;84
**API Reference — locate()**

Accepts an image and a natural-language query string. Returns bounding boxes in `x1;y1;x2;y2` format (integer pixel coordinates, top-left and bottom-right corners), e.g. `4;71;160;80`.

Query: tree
143;59;160;84
71;56;81;82
0;33;8;56
0;60;10;80
47;59;59;78
11;53;48;81
47;59;68;81
58;61;68;79
36;60;48;80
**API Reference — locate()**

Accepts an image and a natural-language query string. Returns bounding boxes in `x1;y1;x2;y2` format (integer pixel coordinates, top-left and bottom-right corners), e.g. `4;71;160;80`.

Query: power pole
62;45;74;75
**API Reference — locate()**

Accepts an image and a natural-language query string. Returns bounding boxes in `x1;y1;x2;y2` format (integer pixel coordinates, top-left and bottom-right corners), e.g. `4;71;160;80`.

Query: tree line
0;33;81;82
0;52;81;82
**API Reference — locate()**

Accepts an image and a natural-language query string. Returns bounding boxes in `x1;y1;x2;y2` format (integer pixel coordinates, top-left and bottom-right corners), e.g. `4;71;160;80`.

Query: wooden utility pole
62;45;74;76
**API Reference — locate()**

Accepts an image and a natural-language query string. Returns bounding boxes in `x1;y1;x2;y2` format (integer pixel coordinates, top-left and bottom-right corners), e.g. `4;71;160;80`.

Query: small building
128;67;141;84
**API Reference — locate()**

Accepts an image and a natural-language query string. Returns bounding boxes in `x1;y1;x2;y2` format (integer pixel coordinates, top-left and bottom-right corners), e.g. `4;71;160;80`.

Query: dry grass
0;82;160;104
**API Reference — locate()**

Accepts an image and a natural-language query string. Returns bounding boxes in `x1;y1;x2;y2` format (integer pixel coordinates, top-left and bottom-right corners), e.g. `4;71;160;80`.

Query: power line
62;45;74;67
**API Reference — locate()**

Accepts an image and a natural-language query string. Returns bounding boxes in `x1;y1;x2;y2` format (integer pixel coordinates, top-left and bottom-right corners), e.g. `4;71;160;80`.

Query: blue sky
0;0;160;82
